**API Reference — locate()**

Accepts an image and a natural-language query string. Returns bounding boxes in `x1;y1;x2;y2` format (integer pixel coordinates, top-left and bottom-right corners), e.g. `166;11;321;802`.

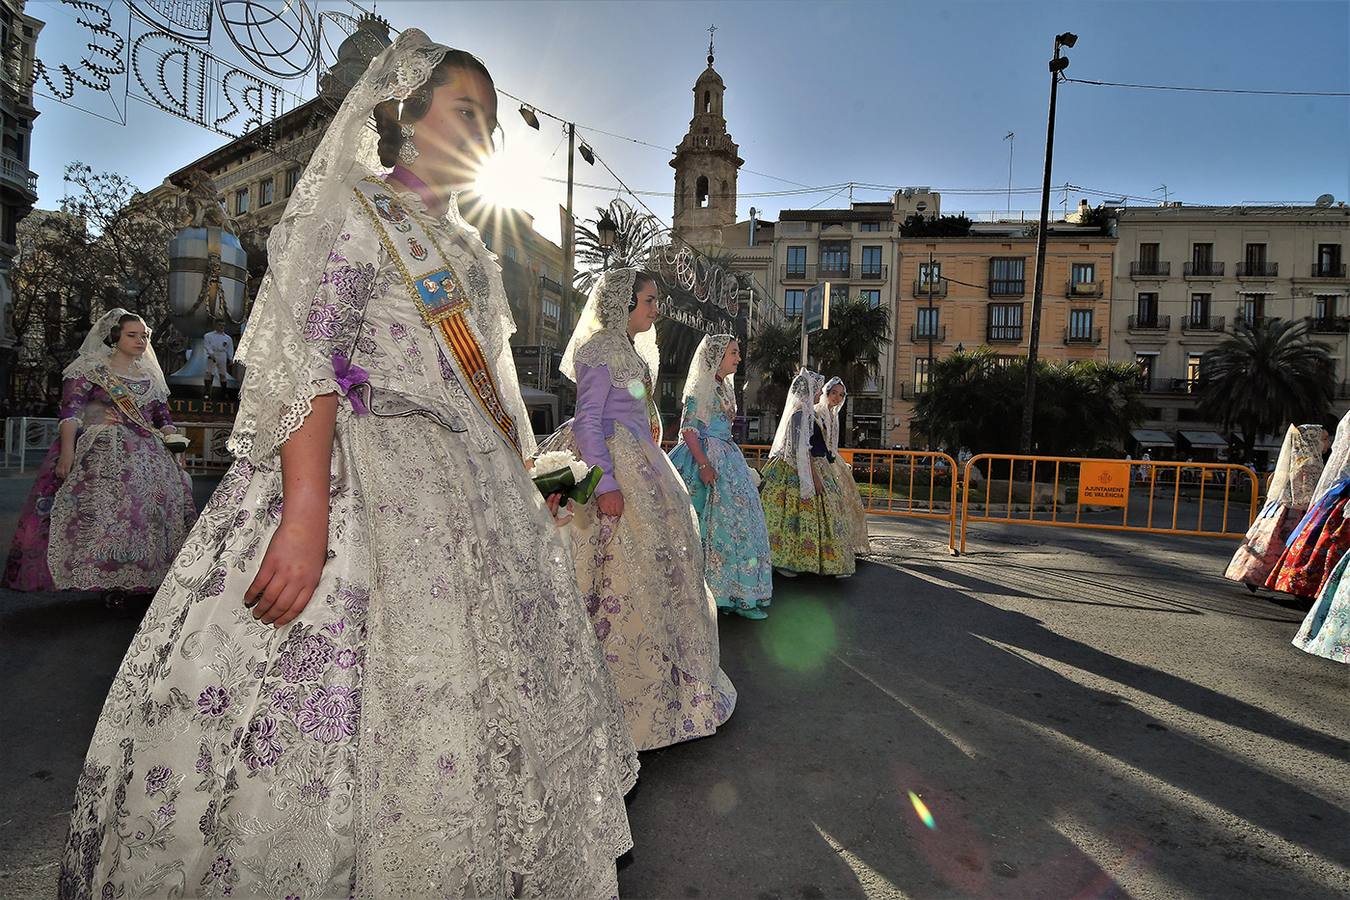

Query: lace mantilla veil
1309;410;1350;505
64;308;169;403
813;375;844;455
228;29;535;460
682;333;735;428
559;267;660;389
770;368;824;499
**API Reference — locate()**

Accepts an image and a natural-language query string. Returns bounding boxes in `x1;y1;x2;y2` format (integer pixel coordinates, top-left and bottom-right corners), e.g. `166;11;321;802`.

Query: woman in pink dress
4;309;194;609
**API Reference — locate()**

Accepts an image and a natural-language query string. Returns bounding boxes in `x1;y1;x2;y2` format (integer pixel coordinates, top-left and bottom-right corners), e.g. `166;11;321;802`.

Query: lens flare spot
709;781;738;815
908;790;936;830
758;596;836;673
626;381;645;399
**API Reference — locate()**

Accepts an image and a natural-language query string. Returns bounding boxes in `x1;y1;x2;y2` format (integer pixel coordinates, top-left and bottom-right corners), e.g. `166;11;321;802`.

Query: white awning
1179;430;1229;448
1130;429;1175;448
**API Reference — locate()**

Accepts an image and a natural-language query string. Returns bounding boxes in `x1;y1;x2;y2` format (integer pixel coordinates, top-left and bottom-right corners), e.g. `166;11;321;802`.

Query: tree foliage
899;213;972;237
1196;318;1333;459
913;348;1145;454
9;163;181;410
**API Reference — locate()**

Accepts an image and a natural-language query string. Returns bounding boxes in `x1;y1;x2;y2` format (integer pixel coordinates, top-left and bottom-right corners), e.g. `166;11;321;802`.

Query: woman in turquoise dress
670;334;773;619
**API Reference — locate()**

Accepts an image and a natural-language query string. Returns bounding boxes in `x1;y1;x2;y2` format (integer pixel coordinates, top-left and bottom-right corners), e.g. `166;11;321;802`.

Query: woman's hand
55;451;74;480
244;517;328;627
597;489;625;519
698;462;717;486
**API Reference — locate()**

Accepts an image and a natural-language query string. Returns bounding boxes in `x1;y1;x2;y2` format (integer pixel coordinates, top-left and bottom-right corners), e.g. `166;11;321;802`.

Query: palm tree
747;319;801;418
810;295;892;443
1197;317;1333;459
574;198;659;291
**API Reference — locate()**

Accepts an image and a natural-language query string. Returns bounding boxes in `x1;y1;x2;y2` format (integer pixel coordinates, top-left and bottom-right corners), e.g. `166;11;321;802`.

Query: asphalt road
1;474;1347;899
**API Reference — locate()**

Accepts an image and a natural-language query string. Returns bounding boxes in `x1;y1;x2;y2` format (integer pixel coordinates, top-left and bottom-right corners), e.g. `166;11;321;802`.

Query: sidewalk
2;479;1347;898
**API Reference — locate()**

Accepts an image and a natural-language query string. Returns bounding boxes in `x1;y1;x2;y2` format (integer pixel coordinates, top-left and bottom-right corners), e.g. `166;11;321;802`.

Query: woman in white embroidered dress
544;268;736;751
4;310;194;610
58;32;636;900
815;377;870;556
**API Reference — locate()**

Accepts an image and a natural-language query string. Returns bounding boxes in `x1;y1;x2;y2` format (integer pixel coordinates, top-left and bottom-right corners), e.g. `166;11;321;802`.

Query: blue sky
29;0;1350;244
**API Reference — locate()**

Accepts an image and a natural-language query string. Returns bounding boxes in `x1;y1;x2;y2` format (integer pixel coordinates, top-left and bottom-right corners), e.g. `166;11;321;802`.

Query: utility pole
1018;31;1077;462
561;122;576;321
926;250;936;451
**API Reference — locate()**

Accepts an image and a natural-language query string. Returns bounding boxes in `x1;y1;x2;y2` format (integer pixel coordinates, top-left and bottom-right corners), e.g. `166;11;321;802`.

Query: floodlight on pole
518;105;540;129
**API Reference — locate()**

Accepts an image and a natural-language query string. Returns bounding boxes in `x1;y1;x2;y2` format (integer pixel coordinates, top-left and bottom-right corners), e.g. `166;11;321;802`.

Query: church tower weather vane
708;24;717;65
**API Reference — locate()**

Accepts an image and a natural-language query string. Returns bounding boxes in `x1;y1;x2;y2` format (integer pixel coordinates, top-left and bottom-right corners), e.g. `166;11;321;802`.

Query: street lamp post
1018;31;1077;463
925;251;937;451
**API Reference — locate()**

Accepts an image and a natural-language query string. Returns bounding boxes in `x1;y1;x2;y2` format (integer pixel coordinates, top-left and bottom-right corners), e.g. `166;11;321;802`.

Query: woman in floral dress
546;267;736;751
4;309;194;609
670;334;773;620
57;31;636;900
1266;411;1350;600
759;368;856;578
815;376;870;556
1224;423;1326;589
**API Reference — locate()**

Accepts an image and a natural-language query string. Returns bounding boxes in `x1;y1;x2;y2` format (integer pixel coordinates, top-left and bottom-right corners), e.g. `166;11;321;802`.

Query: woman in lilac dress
546;267;736;751
4;309;194;608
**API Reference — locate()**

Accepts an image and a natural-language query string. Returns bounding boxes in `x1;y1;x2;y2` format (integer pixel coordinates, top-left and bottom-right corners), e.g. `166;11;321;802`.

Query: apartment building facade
1111;203;1350;457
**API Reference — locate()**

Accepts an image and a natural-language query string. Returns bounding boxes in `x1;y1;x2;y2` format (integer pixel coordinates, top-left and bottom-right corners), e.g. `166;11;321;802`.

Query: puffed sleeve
573;362;619;495
678;395;707;436
58;376;93;426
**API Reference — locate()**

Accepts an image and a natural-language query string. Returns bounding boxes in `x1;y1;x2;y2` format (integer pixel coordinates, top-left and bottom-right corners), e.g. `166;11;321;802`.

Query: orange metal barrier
958;454;1260;553
662;440;959;551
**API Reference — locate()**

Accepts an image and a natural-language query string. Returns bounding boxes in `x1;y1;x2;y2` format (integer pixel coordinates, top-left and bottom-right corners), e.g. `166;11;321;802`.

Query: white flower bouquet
531;450;604;505
161;430;190;453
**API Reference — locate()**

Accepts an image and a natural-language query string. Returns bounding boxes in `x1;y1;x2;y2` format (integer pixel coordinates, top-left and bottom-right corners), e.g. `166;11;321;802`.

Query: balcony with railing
1232;313;1268;330
988;279;1025;298
1139;378;1199;395
1236;261;1278;278
0;155;38;200
1129;260;1170;278
781;263;890;282
1311;262;1348;279
986;324;1024;343
909;324;947;343
1064;327;1103;345
913;279;948;297
538;275;562;295
1066;280;1104;298
1183;261;1225;278
1307;316;1350;334
1127;314;1171;332
1181;315;1225;333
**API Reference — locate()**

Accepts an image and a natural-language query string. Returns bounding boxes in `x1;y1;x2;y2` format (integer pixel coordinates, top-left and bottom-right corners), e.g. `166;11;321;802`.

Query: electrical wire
1064;76;1349;98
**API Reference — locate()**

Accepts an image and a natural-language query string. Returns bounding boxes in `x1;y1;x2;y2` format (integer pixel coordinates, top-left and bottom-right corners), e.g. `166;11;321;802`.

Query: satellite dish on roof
1315;193;1336;208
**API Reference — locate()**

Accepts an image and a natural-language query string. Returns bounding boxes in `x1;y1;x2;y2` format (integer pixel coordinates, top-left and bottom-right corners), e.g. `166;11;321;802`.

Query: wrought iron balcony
910;324;947;343
986;324;1024;342
1233;314;1268;330
1307;316;1350;334
1138;378;1198;395
538;275;562;295
1312;263;1348;278
913;279;948;297
1066;280;1104;297
781;263;890;282
1127;314;1171;331
1183;261;1225;278
1064;327;1103;345
1236;261;1278;278
1181;315;1225;332
988;279;1025;297
1129;260;1170;277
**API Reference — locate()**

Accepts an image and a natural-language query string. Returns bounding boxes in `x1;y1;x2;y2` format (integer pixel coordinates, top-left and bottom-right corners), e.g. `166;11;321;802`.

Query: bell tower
671;26;743;250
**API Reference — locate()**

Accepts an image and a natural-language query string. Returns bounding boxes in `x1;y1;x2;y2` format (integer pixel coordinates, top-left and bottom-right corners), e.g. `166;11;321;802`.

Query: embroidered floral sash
91;366;163;440
352;178;522;455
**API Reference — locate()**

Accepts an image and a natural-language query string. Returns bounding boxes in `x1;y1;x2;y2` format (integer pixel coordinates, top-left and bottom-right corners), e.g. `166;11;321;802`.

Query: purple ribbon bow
333;352;370;416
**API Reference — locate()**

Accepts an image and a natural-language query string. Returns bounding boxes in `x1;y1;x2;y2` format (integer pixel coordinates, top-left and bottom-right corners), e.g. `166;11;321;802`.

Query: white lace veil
64;308;169;402
681;334;735;429
229;30;535;460
558;267;660;389
1309;410;1350;505
813;376;845;455
769;368;824;499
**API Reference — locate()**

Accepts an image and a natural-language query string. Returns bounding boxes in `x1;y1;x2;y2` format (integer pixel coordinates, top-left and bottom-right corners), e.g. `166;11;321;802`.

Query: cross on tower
707;24;717;65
